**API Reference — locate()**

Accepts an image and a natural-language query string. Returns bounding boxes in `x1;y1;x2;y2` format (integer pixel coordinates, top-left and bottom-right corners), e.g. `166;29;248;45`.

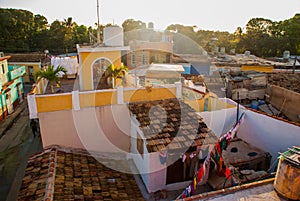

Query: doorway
16;83;23;103
28;66;34;83
5;90;14;115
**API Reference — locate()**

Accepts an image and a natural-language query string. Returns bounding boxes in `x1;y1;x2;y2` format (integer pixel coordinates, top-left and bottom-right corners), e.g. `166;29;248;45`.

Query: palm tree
34;65;67;93
62;17;77;55
105;65;128;88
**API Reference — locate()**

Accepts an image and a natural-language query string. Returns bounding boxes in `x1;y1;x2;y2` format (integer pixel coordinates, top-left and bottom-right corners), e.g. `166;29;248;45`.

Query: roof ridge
43;148;57;201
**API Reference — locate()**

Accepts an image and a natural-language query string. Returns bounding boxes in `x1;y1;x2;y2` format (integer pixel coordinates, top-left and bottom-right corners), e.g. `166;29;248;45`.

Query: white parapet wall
199;101;300;172
238;109;300;171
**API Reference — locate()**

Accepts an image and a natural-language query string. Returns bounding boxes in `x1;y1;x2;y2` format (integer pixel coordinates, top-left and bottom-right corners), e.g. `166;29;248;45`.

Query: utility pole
96;0;101;44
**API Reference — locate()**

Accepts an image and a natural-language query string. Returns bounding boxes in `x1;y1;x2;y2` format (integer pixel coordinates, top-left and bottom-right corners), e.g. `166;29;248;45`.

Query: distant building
172;54;211;76
127;32;173;69
0;53;26;121
129;63;184;86
8;53;45;83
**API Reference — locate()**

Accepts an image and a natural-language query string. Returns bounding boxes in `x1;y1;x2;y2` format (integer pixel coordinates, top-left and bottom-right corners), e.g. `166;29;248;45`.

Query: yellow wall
79;51;122;90
124;87;176;102
184;92;235;112
241;65;274;73
31;87;177;113
34;88;234;113
79;91;117;108
36;94;73;113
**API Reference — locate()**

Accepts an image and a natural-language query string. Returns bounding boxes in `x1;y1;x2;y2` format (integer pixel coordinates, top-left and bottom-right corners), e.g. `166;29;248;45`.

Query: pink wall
39;105;131;153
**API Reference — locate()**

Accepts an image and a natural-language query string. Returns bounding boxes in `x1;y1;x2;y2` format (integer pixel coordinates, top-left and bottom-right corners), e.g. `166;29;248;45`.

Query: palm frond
34;65;67;84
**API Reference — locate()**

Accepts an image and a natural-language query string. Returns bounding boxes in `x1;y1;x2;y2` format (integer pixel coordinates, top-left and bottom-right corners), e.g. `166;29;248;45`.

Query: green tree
122;19;146;33
62;17;77;54
47;20;65;54
0;8;35;52
235;18;274;57
280;14;300;55
30;14;48;51
74;25;89;45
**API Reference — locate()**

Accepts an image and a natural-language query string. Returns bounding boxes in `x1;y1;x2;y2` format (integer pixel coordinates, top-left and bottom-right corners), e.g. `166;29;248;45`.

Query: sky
1;0;299;33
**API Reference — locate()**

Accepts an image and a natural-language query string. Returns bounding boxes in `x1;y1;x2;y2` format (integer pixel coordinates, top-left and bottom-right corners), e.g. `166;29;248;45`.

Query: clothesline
176;112;245;199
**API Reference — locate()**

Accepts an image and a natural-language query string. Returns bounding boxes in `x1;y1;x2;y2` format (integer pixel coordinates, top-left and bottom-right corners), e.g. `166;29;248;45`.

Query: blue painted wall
190;63;210;75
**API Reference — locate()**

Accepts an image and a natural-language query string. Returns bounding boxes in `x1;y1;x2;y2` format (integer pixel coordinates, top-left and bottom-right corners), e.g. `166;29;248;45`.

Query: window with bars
141;52;147;65
131;52;136;67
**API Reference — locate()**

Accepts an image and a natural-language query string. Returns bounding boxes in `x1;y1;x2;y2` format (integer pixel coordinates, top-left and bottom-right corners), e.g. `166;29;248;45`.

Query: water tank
148;22;154;29
103;26;124;47
220;47;225;54
244;51;251;56
283;50;290;59
274;147;300;200
214;47;219;53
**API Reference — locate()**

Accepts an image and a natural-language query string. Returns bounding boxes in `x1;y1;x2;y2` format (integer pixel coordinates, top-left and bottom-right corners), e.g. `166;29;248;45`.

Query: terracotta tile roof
8;53;45;63
17;145;144;201
128;98;218;153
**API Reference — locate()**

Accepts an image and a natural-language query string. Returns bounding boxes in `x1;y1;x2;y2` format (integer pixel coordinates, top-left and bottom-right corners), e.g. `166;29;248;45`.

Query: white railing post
117;86;124;104
175;82;182;99
28;94;38;119
72;90;80;111
43;79;49;94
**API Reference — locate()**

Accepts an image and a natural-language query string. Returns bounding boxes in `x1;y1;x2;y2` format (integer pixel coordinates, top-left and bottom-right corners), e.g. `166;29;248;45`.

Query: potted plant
34;65;67;93
105;65;128;88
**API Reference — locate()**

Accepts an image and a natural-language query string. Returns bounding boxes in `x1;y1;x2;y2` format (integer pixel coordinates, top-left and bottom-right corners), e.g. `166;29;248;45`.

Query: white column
72;90;80;111
117;86;124;104
43;79;49;94
175;82;182;99
36;83;41;94
28;94;38;119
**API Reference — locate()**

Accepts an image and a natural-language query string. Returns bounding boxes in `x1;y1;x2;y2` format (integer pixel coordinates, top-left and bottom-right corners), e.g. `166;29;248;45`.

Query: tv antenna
96;0;101;43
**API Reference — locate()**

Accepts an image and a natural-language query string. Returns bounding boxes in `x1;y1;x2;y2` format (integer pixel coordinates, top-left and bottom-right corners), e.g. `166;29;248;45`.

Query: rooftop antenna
96;0;101;43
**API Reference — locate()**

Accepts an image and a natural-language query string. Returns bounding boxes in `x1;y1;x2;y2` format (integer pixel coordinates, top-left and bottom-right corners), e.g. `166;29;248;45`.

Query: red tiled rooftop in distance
8;53;45;63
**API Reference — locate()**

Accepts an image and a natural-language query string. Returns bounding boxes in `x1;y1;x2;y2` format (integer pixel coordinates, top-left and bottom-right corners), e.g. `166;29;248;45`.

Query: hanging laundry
224;166;231;179
197;164;205;182
159;151;168;165
193;176;197;192
51;56;78;75
176;113;245;200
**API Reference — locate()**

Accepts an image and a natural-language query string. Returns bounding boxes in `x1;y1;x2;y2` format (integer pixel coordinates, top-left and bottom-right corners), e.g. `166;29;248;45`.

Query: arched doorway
92;57;112;90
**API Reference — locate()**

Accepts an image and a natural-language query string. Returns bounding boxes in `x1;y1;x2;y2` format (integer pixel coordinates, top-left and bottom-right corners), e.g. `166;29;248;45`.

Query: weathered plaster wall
39;104;131;153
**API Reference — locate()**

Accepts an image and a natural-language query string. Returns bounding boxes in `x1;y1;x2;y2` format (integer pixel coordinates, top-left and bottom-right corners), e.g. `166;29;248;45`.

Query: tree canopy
0;8;299;57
